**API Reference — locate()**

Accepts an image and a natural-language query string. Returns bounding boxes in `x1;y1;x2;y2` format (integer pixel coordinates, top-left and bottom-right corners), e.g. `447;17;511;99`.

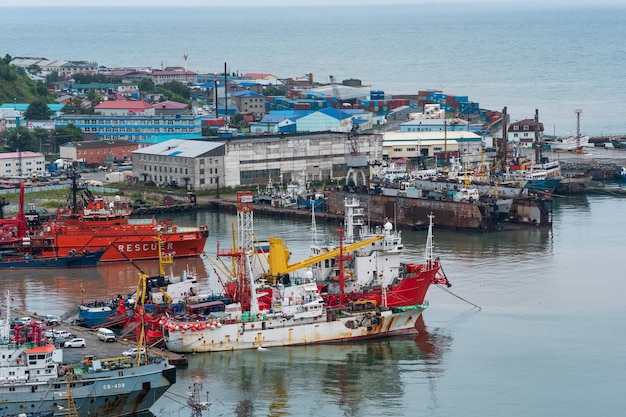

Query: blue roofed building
295;107;354;133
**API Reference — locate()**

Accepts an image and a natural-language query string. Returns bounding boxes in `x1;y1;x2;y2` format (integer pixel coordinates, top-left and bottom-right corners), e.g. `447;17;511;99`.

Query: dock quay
4;307;188;367
208;190;552;233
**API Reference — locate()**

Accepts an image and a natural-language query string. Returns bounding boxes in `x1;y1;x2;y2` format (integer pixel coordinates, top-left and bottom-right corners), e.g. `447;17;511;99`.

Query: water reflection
0;257;212;317
157;315;452;417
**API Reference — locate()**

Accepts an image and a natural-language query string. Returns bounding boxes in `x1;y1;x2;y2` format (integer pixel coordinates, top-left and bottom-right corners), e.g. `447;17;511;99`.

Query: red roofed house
507;118;544;149
94;100;155;116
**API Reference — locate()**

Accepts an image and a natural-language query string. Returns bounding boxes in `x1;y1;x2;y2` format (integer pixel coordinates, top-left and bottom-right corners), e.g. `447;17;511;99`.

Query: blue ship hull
525;178;562;195
78;304;114;327
0;248;105;269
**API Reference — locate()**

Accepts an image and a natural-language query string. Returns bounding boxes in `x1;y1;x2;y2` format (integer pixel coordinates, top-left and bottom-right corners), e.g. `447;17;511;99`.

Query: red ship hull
35;226;208;261
320;262;449;308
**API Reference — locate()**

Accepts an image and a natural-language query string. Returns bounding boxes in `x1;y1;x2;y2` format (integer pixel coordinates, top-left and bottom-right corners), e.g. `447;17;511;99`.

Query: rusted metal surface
326;191;551;232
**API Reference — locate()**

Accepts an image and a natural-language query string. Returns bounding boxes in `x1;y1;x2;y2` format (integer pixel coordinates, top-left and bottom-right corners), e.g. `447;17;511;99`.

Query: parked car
64;338;86;348
18;317;31;326
42;315;59;326
122;347;146;357
97;327;116;342
45;329;71;339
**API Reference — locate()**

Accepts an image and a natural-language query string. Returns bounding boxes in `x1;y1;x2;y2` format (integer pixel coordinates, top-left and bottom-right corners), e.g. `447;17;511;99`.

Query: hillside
0;57;52;104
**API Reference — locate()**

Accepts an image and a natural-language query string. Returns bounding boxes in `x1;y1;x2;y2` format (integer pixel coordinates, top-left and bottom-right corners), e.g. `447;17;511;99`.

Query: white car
122;347;146;357
64;338;86;348
45;329;71;339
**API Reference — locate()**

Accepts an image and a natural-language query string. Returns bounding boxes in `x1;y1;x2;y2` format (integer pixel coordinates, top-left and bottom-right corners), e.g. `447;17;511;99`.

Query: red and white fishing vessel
161;191;450;353
307;196;450;308
32;171;208;262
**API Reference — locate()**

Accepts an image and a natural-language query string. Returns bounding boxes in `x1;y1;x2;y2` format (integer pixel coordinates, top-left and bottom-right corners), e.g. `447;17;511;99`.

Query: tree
36;82;49;96
7;127;38;152
27;64;42;75
263;85;287;96
138;77;155;92
160;81;191;99
46;71;59;84
24;100;52;120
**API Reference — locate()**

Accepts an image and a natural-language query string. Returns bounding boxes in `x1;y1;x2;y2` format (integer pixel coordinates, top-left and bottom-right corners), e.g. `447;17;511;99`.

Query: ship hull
0;361;176;416
0;249;105;268
163;306;425;353
321;267;441;308
36;229;207;262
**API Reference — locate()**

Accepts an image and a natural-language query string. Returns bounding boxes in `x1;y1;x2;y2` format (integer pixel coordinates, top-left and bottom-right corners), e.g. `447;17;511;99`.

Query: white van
97;328;116;342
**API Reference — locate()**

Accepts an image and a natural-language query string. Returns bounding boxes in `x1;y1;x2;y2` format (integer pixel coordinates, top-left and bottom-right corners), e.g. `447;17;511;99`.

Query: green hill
0;56;52;104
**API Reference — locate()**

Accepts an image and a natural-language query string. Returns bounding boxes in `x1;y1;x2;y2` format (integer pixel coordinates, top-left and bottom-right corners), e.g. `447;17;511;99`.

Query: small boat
611;138;626;149
546;135;590;151
0;248;106;269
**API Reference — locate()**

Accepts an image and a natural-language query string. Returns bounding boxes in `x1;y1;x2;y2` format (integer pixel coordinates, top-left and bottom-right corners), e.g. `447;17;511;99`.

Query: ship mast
424;213;435;270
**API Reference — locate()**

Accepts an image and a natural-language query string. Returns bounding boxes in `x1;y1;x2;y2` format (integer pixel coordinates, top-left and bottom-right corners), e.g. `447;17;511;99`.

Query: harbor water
2;191;625;416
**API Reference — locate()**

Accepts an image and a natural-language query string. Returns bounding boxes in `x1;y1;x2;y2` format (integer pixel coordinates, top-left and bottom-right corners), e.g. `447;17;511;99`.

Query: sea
1;3;626;416
1;3;626;137
2;191;626;417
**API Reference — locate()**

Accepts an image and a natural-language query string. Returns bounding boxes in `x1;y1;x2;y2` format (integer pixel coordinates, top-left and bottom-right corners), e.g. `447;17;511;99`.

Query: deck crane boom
265;234;384;277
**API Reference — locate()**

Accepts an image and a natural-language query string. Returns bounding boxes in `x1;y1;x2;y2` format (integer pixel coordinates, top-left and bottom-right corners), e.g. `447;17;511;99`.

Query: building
221;132;381;188
132;139;225;191
230;91;266;120
147;70;198;86
382;131;483;160
54;114;202;142
9;57;98;78
0;151;46;178
59;140;139;166
94;100;156;117
295;107;355;133
152;101;190;117
401;118;469;133
508;119;544;149
0;108;22;132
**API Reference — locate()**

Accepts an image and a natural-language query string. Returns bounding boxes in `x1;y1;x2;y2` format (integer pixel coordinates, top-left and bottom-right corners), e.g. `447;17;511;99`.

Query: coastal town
1;55;626;416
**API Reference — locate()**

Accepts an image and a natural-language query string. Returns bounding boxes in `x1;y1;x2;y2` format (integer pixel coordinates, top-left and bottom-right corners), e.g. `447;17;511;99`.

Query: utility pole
534;109;541;163
501;107;508;170
224;62;228;126
575;109;582;149
16;132;22;178
443;120;448;164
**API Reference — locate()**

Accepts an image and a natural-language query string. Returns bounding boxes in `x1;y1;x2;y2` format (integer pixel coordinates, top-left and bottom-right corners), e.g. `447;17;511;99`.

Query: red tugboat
32;170;208;262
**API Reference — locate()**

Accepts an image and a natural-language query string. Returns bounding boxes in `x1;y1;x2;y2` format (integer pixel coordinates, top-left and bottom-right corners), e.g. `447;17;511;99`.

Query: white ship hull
164;306;425;353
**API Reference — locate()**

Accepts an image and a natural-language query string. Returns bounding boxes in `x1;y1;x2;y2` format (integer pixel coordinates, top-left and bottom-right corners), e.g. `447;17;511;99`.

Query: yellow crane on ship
262;233;384;281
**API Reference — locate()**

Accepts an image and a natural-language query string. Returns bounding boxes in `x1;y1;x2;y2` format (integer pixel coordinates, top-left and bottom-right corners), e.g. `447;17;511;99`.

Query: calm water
2;4;626;136
2;193;626;416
